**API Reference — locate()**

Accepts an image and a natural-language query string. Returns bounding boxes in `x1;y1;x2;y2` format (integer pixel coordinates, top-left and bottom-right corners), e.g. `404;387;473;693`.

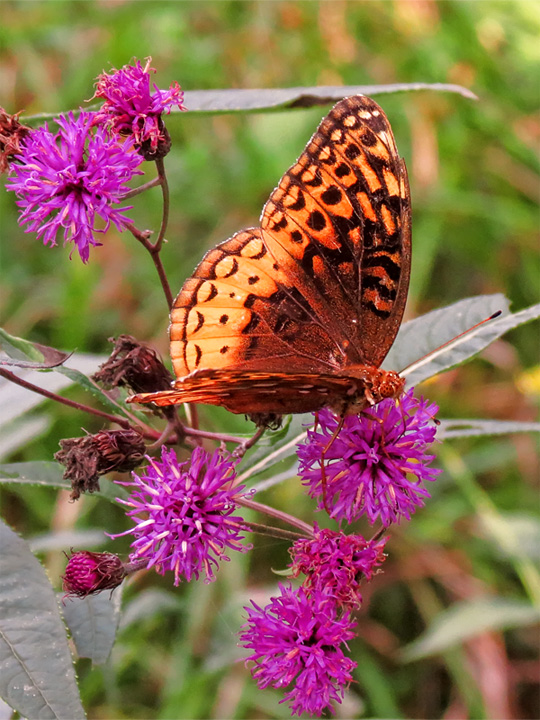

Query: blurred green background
1;2;539;719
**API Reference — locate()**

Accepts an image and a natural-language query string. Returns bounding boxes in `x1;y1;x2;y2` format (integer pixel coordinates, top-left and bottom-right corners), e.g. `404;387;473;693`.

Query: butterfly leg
319;415;345;513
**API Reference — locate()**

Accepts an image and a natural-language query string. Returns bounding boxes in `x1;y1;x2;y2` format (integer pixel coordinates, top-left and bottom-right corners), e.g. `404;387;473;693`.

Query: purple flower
239;583;357;717
113;446;251;585
297;389;441;526
289;526;388;609
92;57;185;158
6;112;143;262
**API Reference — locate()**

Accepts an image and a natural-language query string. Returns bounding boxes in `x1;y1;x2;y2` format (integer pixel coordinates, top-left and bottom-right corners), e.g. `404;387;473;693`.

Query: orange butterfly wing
130;95;411;416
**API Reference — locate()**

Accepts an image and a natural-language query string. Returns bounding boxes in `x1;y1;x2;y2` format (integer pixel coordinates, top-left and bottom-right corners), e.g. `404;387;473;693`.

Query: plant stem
153;157;170;253
238;496;314;536
236;519;306;542
124;222;174;308
0;367;143;432
122;176;161;199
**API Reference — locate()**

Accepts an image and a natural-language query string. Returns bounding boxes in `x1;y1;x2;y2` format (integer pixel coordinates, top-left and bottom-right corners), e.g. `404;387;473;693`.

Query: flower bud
62;551;126;598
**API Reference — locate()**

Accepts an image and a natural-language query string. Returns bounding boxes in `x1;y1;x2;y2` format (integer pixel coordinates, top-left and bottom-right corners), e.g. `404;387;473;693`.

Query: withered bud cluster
62;551;127;598
55;428;146;500
93;334;172;394
0;107;31;173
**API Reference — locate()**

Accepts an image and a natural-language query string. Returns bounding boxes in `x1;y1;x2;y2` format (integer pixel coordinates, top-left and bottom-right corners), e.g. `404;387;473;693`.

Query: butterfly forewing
133;95;411;415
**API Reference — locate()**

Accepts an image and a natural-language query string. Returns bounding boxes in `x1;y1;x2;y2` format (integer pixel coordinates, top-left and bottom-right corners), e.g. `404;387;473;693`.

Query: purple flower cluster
239;583;357;717
114;446;251;585
93;57;185;155
6;112;143;262
289;525;388;609
297;389;441;525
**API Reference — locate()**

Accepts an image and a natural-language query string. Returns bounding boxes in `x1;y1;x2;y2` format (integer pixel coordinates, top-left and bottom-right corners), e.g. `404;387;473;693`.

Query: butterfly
129;95;411;422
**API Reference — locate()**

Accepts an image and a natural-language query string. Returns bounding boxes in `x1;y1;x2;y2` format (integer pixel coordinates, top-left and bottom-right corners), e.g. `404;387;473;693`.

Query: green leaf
438;418;540;439
0;519;85;719
180;83;477;113
402;597;540;662
30;83;477;122
0;326;133;421
0;461;70;488
0;327;48;363
387;296;540;386
61;589;122;665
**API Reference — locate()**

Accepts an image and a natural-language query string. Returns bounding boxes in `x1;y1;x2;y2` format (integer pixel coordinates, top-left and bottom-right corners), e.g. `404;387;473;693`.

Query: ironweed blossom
239;583;357;717
289;526;388;609
93;57;185;159
6;112;143;262
113;446;251;585
297;389;441;525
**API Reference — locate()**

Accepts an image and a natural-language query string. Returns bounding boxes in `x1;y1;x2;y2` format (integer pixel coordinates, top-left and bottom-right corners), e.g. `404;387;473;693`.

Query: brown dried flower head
55;428;146;499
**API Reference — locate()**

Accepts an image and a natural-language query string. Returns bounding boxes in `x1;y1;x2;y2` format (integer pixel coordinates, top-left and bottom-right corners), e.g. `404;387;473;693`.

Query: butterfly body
129;95;411;420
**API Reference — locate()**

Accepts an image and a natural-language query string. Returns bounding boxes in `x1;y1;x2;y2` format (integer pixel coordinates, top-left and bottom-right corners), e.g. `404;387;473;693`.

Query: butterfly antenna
400;310;502;379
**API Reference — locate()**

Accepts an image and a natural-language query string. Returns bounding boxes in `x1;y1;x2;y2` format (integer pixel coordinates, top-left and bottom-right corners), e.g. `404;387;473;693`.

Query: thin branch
122;176;161;200
0;367;133;429
238;496;314;536
237;520;306;542
153;157;170;253
124;221;174;308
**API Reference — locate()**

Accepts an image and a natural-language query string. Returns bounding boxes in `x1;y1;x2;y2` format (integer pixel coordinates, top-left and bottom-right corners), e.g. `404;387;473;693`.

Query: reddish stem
237;496;314;536
0;367;156;435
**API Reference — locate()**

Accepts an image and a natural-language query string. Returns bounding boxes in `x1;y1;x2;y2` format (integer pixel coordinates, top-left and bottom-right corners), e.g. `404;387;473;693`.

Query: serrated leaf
402;597;540;662
386;296;540;386
0;520;85;719
61;589;122;665
178;83;477;114
438;418;540;439
0;461;69;488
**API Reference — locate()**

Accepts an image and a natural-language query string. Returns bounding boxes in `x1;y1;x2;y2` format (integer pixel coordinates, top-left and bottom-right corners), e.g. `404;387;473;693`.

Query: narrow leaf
438;418;540;439
402;597;540;662
386;296;540;386
179;83;477;114
0;520;85;719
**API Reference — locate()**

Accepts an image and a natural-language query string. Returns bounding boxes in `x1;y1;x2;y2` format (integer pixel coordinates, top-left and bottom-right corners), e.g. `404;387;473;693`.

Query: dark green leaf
0;520;85;719
61;589;122;665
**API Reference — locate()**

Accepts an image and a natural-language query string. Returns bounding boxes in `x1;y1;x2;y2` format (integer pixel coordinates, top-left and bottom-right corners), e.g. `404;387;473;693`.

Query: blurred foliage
0;1;538;719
